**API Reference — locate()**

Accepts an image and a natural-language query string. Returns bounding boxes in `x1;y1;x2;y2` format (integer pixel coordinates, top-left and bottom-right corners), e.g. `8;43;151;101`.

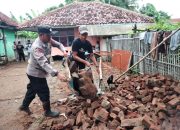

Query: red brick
133;126;144;130
157;102;166;110
82;122;90;130
97;123;109;130
91;101;100;109
168;97;180;107
117;111;124;121
174;86;180;94
157;111;167;120
142;95;152;103
153;87;160;91
118;104;127;111
126;94;135;100
87;108;93;118
152;98;158;105
150;124;161;130
128;103;139;111
121;117;143;127
63;119;74;128
76;110;84;126
163;96;171;103
101;100;111;110
139;89;148;96
93;107;109;122
107;119;120;129
110;113;117;119
142;115;155;128
112;107;121;115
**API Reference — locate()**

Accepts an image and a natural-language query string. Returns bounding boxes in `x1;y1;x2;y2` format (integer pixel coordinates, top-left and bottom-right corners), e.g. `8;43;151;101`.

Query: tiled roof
20;2;154;29
170;18;180;23
0;12;18;27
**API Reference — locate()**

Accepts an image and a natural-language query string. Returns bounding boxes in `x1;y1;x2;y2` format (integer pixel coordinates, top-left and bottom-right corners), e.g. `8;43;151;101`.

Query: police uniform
20;26;65;117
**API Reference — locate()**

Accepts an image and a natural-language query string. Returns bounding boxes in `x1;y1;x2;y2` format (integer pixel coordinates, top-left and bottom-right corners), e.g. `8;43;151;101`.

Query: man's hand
85;61;91;67
57;72;67;82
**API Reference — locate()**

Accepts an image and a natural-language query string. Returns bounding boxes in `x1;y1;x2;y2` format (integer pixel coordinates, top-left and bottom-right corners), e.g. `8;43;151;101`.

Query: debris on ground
39;73;180;130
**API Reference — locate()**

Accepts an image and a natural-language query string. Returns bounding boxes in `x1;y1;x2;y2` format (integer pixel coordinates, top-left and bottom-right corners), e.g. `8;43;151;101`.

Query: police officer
19;26;67;117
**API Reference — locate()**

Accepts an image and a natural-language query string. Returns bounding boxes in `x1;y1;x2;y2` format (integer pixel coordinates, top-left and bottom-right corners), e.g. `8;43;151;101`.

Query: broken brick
157;102;166;110
101;100;111;110
168;97;180;107
157;111;167;120
128;103;139;111
107;119;120;129
121;117;143;127
152;98;158;105
93;107;109;122
82;122;90;130
142;94;152;103
153;87;160;91
174;86;180;94
133;126;144;130
87;108;93;118
112;107;121;115
63;119;74;128
139;89;148;97
76;110;84;126
142;115;156;128
117;111;124;121
98;123;109;130
91;101;100;109
110;113;117;119
118;104;127;111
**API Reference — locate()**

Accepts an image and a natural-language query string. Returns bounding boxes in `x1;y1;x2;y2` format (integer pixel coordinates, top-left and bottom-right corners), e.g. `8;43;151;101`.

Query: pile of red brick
42;74;180;130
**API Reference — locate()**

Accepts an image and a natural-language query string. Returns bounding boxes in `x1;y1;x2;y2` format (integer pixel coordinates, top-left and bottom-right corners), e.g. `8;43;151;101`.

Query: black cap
37;25;52;35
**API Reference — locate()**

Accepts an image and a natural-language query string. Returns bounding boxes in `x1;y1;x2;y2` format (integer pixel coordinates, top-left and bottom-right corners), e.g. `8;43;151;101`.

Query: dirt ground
0;61;72;130
0;60;117;130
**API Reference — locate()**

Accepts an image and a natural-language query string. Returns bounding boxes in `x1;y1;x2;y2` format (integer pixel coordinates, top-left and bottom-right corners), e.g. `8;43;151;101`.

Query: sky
0;0;179;19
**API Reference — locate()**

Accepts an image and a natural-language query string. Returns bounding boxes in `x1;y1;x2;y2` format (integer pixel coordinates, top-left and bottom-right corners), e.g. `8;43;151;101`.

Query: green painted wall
0;29;16;61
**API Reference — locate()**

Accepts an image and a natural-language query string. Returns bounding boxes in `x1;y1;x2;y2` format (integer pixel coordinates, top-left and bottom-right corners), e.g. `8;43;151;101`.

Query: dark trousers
18;52;25;61
22;75;50;107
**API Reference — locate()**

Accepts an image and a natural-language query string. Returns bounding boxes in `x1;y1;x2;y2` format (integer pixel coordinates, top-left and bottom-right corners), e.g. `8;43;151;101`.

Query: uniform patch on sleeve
35;48;44;54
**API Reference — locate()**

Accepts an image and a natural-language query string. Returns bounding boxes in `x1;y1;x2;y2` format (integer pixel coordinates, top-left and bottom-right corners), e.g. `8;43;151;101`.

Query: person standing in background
13;41;18;61
26;40;32;59
16;41;25;62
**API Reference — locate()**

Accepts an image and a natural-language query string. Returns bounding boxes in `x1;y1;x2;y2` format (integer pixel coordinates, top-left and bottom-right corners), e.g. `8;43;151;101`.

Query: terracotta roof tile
0;12;18;27
20;2;153;29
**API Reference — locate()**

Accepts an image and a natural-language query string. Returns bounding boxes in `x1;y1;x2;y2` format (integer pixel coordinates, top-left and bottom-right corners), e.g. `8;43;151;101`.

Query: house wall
0;29;16;61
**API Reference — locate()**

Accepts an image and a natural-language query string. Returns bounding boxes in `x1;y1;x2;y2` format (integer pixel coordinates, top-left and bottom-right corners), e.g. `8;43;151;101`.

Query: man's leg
22;53;25;61
19;75;36;114
18;53;21;61
35;78;59;117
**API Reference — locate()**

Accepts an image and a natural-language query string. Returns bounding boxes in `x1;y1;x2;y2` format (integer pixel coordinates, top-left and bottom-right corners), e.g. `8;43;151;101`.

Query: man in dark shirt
16;41;25;61
71;25;99;94
72;25;98;69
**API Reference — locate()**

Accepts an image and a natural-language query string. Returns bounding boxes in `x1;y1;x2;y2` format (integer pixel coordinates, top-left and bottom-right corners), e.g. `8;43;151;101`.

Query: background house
20;1;154;55
0;12;18;61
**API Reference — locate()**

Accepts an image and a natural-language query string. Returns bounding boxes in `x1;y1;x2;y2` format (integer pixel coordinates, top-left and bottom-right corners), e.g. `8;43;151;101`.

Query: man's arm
72;51;90;66
50;38;66;53
90;53;98;67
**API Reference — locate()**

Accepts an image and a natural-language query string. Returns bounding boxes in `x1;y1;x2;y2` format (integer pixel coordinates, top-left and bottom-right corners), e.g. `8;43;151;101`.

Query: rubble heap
40;74;180;130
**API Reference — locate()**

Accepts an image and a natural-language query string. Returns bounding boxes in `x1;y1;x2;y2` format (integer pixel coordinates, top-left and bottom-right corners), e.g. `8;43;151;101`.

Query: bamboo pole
114;28;180;82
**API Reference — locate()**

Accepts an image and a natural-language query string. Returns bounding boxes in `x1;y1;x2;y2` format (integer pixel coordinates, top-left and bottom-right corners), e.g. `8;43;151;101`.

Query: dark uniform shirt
16;44;24;53
72;38;93;69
